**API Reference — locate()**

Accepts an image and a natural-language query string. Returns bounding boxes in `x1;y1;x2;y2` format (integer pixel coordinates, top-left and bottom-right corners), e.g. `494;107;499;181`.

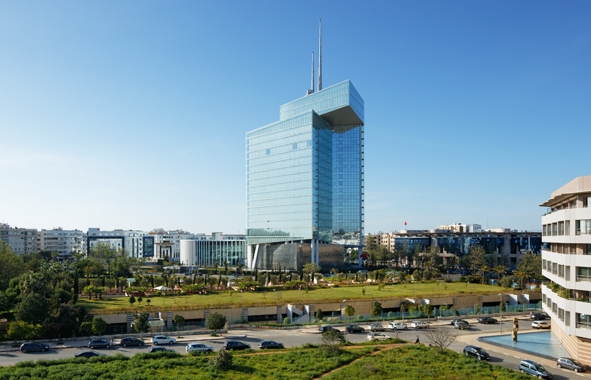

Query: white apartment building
180;232;246;267
0;224;38;255
150;229;197;262
37;228;86;256
541;175;591;365
87;228;154;259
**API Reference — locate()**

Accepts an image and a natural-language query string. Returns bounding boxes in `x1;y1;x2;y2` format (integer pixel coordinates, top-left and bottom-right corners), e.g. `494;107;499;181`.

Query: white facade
0;224;38;255
541;176;591;364
150;229;198;262
37;228;86;256
87;228;153;259
180;232;246;267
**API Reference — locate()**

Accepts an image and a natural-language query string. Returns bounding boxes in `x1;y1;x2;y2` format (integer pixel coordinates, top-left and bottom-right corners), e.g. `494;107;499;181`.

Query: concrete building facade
37;228;86;256
0;224;38;255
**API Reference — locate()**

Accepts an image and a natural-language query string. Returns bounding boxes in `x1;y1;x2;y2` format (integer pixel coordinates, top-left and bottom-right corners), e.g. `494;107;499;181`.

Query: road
0;318;585;379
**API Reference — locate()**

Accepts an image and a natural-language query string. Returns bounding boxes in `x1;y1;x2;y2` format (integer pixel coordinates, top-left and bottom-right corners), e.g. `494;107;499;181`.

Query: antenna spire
318;19;322;92
311;52;315;93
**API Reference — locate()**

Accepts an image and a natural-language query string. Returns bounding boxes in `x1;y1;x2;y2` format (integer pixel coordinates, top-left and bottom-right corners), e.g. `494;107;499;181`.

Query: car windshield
475;348;487;354
536;364;547;372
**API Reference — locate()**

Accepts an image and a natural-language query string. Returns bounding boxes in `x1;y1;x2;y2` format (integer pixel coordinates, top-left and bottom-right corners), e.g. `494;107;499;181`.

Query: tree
173;314;185;336
517;252;542;283
7;320;38;342
128;295;136;307
132;311;151;333
14;293;50;324
321;329;345;353
467;246;486;274
371;301;383;319
303;263;322;283
210;348;233;370
206;312;227;336
315;309;324;322
92;317;107;337
493;265;506;280
0;242;25;291
344;305;355;322
423;327;456;351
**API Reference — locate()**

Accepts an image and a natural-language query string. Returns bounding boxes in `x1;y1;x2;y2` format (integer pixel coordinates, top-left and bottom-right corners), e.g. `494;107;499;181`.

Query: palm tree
515;269;528;289
480;265;490;284
493;265;506;280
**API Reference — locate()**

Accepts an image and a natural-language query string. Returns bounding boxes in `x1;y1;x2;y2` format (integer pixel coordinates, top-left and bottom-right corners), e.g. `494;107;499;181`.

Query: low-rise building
180;232;246;267
87;228;154;259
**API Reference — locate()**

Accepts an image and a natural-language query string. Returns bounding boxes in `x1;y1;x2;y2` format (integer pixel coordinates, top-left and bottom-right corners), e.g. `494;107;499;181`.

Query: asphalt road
0;319;584;379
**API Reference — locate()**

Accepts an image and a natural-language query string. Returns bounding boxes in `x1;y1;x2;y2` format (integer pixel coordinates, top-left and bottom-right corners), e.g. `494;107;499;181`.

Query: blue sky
1;1;590;234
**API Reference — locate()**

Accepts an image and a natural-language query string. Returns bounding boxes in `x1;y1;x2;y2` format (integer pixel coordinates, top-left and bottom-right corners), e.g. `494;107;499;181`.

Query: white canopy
154;285;172;291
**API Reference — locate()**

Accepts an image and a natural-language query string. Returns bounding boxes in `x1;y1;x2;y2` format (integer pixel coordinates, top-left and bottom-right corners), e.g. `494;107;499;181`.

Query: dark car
478;317;498;324
258;340;284;349
463;345;490;361
530;312;548;320
223;340;251;350
451;319;467;326
346;324;365;333
319;326;340;333
149;346;175;353
20;342;50;353
88;339;112;349
557;357;587;372
74;350;104;358
120;337;144;347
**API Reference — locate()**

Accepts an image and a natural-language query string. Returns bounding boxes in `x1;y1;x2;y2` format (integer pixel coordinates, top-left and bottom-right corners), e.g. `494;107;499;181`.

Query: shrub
283;317;291;325
210;348;233;370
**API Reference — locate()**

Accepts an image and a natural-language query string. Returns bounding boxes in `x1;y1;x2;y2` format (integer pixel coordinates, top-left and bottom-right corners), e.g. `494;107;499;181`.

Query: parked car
557;357;587;372
387;322;408;330
530;312;548;320
149;346;175;353
74;350;105;358
346;324;365;333
319;326;340;333
369;323;386;332
367;332;392;342
186;343;214;353
152;335;176;345
88;339;112;349
478;317;498;324
454;320;471;330
223;340;251;350
463;345;490;361
19;342;50;353
519;359;553;379
451;318;468;326
532;321;551;329
120;337;144;347
258;340;284;349
411;321;429;329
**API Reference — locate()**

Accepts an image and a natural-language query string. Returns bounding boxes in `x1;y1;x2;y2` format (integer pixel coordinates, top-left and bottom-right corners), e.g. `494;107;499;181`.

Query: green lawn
0;345;530;380
78;282;505;314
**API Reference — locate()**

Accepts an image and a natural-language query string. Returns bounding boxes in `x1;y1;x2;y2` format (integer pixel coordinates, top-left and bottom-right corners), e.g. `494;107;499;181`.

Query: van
519;360;553;379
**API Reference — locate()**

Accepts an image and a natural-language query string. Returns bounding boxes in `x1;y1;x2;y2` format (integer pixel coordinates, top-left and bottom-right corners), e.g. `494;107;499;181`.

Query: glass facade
246;80;364;248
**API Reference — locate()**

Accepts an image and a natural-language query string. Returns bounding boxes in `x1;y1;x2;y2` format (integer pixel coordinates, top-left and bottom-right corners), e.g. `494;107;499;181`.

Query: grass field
0;345;530;380
78;282;507;314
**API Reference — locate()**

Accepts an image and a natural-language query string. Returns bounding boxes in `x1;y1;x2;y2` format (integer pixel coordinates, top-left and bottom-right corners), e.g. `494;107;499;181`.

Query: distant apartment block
540;175;591;365
180;232;246;267
87;228;154;259
38;228;86;256
150;229;196;262
367;226;541;268
0;224;38;255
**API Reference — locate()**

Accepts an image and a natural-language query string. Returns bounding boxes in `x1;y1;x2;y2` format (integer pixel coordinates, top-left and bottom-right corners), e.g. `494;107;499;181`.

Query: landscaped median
0;343;532;380
77;282;532;314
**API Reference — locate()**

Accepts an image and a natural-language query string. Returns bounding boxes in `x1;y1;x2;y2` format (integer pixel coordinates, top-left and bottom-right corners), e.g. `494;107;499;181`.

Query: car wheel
154;342;159;345
464;351;468;357
141;342;144;346
557;364;561;368
169;341;174;345
478;356;482;361
575;368;580;373
123;343;127;347
405;327;408;330
43;348;47;352
22;349;27;353
538;375;543;379
374;339;378;342
90;346;95;349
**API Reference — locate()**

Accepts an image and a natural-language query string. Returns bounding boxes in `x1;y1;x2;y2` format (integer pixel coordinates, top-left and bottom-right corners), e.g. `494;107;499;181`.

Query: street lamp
498;293;503;333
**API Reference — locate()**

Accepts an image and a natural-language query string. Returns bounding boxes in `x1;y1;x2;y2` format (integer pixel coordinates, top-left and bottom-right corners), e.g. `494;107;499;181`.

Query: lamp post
498;293;503;333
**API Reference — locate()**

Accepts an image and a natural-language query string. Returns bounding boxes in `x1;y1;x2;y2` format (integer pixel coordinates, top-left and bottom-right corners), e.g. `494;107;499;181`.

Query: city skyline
2;2;590;234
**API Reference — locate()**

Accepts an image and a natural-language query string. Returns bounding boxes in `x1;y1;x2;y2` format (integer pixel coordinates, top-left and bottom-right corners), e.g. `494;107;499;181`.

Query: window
577;267;591;282
559;265;565;278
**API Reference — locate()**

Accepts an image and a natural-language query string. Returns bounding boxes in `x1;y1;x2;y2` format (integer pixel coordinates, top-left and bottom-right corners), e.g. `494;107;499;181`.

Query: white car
367;332;392;341
532;321;551;329
410;321;429;329
388;322;408;330
152;335;177;345
369;323;386;331
186;343;213;353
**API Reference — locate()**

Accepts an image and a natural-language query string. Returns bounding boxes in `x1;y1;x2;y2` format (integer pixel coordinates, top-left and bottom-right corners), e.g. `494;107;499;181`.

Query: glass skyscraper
246;80;364;270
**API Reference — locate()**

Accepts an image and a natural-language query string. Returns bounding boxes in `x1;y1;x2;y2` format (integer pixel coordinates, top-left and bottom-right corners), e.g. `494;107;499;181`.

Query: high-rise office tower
246;23;364;270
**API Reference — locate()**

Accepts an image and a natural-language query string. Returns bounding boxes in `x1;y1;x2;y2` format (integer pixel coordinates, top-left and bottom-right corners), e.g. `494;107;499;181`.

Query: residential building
87;228;154;259
37;228;86;256
150;229;196;262
540;175;591;365
0;224;38;255
180;232;246;267
245;77;364;271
